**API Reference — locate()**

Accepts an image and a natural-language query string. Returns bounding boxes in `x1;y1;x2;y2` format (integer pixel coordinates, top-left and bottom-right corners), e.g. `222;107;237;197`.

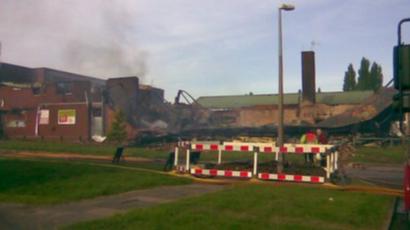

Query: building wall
238;105;299;127
37;103;90;140
3;109;37;137
106;77;139;127
233;103;359;127
0;81;93;140
0;63;34;83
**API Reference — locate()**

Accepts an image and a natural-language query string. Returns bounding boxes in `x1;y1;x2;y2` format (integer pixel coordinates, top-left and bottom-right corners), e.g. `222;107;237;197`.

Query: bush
107;110;127;143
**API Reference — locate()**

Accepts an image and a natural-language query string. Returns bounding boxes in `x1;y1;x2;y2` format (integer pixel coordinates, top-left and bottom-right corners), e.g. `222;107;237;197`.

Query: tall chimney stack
301;51;316;104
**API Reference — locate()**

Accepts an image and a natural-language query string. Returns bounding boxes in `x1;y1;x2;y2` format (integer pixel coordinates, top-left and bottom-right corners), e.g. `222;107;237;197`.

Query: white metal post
253;151;258;176
326;154;330;179
174;146;179;166
186;149;190;171
218;149;222;164
275;151;279;161
334;151;339;170
330;152;334;174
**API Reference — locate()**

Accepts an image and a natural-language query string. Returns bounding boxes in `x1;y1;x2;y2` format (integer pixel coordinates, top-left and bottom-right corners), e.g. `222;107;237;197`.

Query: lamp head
280;4;295;11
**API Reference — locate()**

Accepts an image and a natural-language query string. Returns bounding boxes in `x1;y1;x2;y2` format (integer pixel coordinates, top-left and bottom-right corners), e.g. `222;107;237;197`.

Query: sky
0;0;410;100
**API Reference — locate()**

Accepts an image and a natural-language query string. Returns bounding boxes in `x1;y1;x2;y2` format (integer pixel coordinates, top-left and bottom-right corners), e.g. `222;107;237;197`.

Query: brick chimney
301;51;316;104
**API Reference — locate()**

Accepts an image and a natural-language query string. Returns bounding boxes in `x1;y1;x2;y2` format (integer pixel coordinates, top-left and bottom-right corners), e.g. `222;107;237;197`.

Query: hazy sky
1;0;409;100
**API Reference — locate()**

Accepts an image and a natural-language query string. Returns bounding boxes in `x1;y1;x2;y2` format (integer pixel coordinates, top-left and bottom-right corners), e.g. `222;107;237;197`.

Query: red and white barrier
260;145;331;154
191;142;332;154
191;168;252;178
258;173;324;183
173;140;337;183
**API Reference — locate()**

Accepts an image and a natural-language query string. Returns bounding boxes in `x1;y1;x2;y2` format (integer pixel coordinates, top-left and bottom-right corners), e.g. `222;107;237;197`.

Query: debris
92;135;107;143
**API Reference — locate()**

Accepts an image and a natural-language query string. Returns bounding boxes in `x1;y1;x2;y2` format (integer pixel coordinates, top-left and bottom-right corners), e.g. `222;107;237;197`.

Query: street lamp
277;3;294;173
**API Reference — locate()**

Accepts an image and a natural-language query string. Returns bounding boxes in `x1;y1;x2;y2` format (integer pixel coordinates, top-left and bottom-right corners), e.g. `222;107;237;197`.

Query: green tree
107;110;127;143
356;57;371;90
343;63;356;91
370;62;383;91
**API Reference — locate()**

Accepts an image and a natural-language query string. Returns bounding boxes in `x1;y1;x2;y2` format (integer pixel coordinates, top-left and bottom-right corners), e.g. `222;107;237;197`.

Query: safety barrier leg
275;152;279;161
253;151;258;176
326;154;330;179
186;149;190;172
334;151;339;170
174;146;179;166
218;149;222;164
330;152;334;175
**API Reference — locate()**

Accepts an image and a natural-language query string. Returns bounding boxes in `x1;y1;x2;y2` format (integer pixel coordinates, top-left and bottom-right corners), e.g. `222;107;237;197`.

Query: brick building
0;62;166;140
0;62;104;140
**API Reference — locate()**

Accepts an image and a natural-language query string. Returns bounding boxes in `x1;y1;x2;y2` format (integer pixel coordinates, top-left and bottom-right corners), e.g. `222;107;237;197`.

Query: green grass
353;146;407;164
68;184;392;230
0;158;191;204
5;140;408;166
0;140;169;159
0;140;293;162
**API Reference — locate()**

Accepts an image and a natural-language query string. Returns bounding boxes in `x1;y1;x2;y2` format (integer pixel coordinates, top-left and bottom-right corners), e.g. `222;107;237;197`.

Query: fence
174;141;338;184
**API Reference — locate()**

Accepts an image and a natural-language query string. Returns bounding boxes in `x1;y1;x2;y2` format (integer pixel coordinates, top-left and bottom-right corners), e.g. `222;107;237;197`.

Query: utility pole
277;4;295;173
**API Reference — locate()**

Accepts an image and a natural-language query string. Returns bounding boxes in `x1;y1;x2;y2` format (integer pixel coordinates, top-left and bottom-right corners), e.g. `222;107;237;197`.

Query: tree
356;57;371;90
343;64;356;91
107;110;127;143
370;62;383;91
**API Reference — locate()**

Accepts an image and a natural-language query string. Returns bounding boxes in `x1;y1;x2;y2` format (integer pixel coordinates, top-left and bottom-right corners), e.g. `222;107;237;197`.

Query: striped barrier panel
191;168;252;178
258;173;325;184
191;143;332;154
260;145;330;154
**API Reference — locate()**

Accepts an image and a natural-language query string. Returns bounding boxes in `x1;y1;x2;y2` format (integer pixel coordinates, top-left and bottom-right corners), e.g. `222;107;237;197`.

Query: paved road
345;163;404;189
0;184;226;230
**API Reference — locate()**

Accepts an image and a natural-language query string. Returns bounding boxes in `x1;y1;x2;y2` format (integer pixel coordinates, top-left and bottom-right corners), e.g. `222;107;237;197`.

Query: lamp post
277;4;294;173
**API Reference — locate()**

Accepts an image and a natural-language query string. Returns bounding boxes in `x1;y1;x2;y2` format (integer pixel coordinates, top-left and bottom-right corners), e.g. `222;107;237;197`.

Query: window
32;86;41;95
92;108;102;117
56;82;72;95
6;120;26;128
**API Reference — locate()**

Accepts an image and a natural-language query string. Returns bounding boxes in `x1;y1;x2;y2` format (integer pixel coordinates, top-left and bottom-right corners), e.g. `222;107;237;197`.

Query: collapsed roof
196;90;374;109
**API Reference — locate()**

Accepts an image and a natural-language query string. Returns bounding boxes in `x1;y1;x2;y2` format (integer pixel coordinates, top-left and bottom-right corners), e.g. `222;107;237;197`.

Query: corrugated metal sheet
197;91;374;109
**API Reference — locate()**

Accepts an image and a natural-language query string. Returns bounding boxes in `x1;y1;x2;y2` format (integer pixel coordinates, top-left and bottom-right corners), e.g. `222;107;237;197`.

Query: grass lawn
0;158;191;204
353;145;407;164
68;184;393;230
0;140;289;162
0;140;169;159
3;139;408;165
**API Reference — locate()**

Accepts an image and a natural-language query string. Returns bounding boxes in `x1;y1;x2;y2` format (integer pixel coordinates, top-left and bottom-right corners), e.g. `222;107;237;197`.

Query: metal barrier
174;141;338;183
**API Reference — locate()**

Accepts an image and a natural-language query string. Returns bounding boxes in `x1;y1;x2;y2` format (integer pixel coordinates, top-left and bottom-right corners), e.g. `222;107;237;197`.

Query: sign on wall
58;109;76;125
39;109;49;125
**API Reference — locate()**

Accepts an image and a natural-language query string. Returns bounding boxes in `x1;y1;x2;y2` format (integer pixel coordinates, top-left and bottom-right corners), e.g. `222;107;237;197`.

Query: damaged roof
197;90;374;109
317;87;396;128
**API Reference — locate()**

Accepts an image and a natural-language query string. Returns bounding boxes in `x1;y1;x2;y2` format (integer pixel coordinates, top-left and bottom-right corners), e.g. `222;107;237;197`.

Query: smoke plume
0;0;147;81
